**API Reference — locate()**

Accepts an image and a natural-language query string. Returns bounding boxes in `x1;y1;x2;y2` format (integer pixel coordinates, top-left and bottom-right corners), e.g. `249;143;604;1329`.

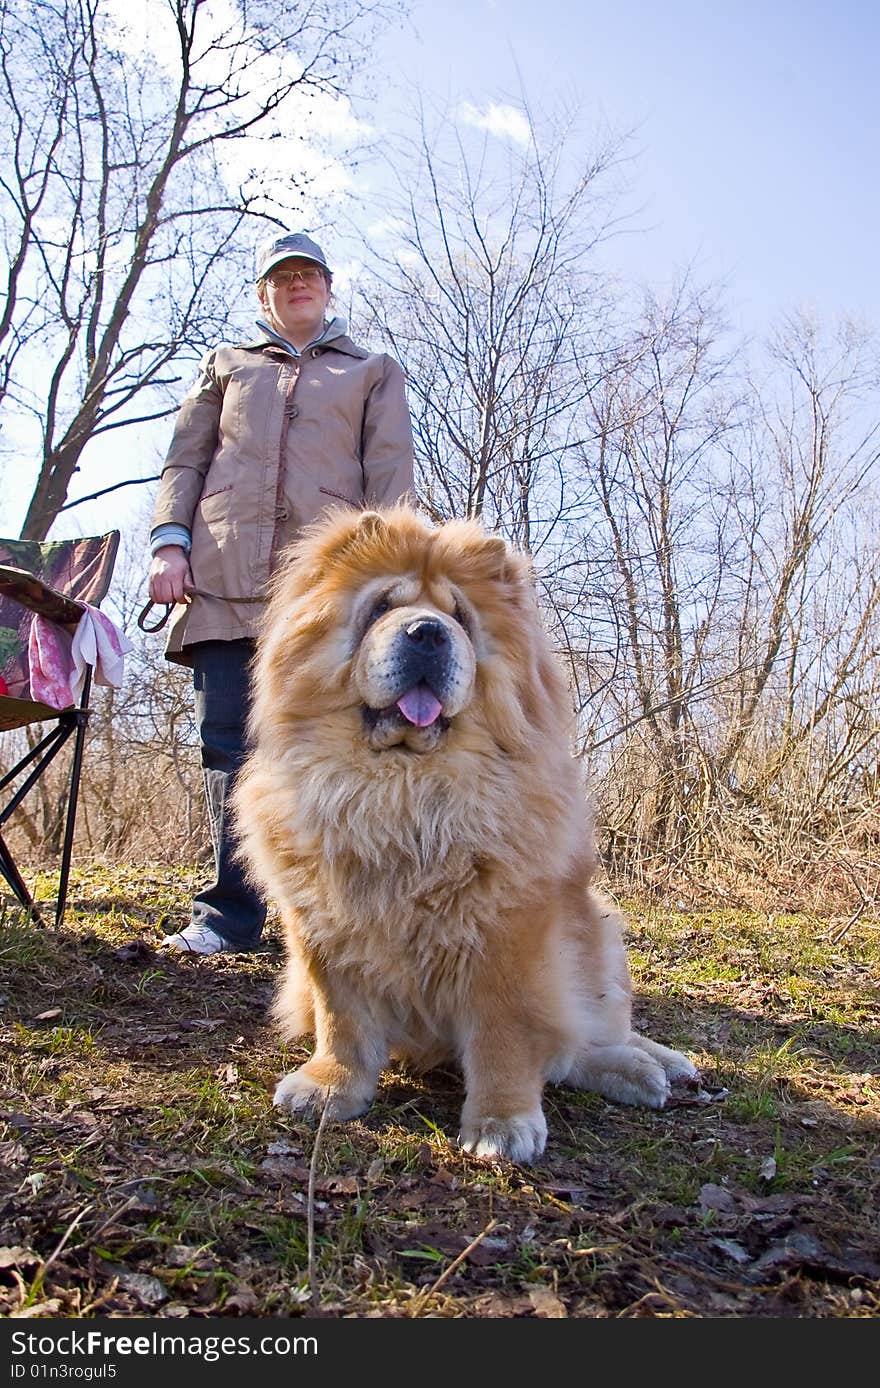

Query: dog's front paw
632;1036;700;1087
460;1108;548;1163
567;1043;673;1109
273;1065;372;1122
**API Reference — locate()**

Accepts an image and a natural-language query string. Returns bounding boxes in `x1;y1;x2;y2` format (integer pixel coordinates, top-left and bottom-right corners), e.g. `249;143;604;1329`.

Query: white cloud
363;216;410;241
102;0;188;77
457;101;532;148
101;0;370;207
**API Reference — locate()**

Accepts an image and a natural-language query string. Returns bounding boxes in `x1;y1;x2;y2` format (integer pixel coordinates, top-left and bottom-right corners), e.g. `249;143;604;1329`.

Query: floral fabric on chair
0;533;121;730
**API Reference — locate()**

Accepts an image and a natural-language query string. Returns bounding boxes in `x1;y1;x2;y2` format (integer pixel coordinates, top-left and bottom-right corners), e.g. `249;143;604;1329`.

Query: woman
147;230;415;953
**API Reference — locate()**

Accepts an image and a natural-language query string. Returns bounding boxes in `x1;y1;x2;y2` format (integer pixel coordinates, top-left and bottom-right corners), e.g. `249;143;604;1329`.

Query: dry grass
1;865;878;1319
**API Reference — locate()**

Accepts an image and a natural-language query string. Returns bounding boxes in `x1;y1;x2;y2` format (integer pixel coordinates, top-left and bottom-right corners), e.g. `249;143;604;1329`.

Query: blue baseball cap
255;231;332;281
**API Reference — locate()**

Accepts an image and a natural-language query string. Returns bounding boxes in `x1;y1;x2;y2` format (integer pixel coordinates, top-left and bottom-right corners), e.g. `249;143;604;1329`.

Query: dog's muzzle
356;607;476;746
392;619;450;726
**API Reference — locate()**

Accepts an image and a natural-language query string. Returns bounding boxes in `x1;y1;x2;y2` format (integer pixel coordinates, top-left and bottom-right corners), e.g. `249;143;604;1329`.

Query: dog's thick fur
233;506;697;1162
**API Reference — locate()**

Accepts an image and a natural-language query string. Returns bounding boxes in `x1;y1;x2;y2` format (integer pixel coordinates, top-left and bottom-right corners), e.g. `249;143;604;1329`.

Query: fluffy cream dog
233;507;697;1162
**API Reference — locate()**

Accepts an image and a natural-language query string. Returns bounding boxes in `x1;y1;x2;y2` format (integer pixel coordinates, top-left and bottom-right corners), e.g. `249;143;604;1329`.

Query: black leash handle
137;589;265;633
137;600;172;633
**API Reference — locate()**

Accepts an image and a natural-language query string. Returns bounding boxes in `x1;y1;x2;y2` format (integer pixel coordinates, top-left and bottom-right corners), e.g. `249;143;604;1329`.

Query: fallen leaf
742;1191;806;1216
223;1282;260;1315
385;1224;502;1267
266;1140;302;1158
752;1231;824;1271
758;1156;777;1183
711;1238;751;1265
0;1246;41;1270
652;1204;691;1227
102;1265;168;1308
9;1299;62;1318
3;1113;33;1131
113;941;154;963
164;1245;218;1271
698;1183;738;1214
471;1292;536;1318
528;1286;568;1318
542;1182;605;1204
836;1247;880;1280
259;1156;310;1182
116;1184;162;1214
318;1174;360;1196
34;1009;62;1021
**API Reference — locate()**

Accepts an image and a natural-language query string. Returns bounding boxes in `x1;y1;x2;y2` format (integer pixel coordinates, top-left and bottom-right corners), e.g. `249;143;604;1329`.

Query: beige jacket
150;335;415;664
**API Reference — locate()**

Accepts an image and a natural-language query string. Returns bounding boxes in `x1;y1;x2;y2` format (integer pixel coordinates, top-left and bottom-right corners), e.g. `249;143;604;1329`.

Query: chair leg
0;687;92;930
55;680;92;930
0;831;44;924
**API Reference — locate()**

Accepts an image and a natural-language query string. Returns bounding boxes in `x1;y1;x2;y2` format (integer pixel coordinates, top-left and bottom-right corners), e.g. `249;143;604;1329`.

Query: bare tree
577;298;880;883
716;312;880;799
0;0;397;540
356;101;629;553
573;280;742;848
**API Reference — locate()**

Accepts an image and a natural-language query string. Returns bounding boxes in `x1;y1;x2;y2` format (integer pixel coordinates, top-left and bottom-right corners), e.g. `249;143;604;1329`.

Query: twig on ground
409;1217;499;1316
307;1090;332;1308
24;1202;95;1306
827;899;874;945
42;1203;95;1274
87;1195;140;1247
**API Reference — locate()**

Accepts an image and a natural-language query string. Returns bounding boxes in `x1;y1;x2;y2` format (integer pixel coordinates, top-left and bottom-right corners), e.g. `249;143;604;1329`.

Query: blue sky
4;0;877;543
375;0;879;334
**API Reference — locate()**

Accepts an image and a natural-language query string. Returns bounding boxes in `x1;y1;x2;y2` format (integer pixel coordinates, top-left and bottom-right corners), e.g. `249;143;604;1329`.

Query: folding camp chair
0;531;121;927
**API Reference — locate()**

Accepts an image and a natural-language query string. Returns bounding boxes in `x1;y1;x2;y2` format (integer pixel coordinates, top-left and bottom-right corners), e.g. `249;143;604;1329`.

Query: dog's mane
240;506;591;887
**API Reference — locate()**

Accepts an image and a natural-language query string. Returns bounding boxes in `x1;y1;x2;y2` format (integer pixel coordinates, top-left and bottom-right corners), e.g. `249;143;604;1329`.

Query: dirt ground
1;866;878;1319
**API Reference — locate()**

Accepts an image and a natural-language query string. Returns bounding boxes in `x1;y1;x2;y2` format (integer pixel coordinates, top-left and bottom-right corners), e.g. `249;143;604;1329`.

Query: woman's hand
148;545;195;606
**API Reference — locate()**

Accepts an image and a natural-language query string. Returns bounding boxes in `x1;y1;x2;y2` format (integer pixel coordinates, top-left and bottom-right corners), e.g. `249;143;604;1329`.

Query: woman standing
147;231;415;953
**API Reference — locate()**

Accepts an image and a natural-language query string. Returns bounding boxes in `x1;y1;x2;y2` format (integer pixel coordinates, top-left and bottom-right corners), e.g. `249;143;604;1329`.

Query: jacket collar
238;315;370;360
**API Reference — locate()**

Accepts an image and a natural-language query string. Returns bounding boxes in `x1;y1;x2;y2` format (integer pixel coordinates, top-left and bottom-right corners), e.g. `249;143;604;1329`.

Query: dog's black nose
405;618;449;652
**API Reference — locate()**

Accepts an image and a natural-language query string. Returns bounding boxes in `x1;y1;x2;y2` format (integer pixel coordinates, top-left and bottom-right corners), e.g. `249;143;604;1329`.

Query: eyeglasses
266;266;325;288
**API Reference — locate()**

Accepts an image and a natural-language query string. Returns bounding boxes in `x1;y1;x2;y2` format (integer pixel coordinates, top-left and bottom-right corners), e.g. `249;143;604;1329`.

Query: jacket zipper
270;364;300;568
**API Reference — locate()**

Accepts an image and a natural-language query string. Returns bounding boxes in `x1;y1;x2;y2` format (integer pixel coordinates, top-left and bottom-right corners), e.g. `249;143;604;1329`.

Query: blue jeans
191;640;266;949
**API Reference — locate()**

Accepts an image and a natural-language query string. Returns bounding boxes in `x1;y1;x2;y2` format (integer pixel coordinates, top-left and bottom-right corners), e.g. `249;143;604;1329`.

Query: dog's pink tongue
396;684;443;728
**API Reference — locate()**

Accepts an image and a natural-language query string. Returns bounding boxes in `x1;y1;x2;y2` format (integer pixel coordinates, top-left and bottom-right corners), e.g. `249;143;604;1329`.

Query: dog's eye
453;602;470;632
367;595;392;625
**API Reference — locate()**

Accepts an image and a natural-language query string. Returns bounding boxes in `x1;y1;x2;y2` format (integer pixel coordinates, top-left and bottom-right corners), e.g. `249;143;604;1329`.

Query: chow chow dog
233;506;697;1162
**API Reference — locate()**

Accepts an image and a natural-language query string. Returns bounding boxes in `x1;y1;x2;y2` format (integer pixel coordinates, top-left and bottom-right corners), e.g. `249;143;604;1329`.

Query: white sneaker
160;922;229;955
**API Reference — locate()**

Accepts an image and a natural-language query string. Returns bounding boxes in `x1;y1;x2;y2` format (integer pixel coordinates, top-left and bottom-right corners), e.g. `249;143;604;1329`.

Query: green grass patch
0;867;877;1319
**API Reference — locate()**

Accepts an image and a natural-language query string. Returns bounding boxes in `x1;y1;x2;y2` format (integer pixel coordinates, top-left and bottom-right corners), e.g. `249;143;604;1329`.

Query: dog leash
137;589;264;633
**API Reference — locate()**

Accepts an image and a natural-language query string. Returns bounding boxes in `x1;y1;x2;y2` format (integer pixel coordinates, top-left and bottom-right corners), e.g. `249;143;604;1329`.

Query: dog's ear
355;511;389;542
285;509;389;584
437;524;524;587
480;534;517;582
